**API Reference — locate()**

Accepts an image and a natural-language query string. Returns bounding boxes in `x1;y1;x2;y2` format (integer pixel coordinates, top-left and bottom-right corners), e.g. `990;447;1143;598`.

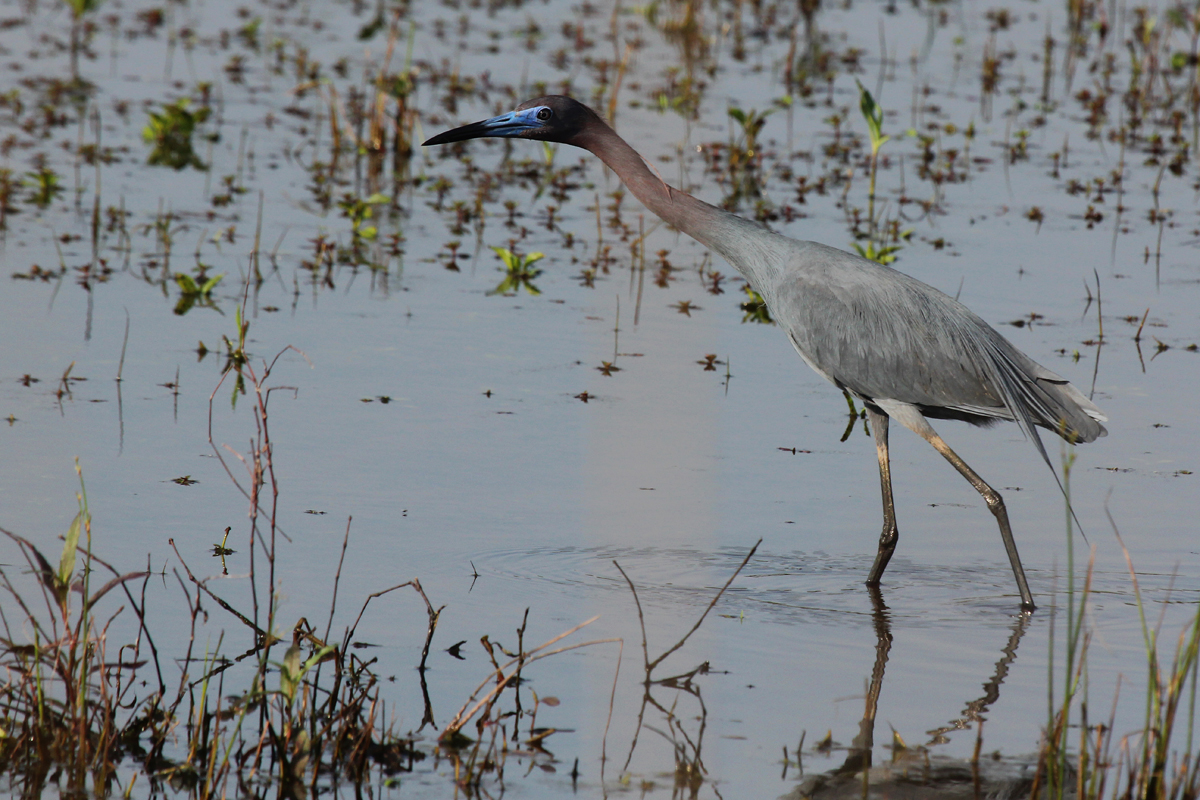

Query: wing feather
770;243;1107;452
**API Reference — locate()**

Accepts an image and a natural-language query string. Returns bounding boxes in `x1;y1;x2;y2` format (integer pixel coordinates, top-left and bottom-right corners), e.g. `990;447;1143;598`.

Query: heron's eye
536;108;552;121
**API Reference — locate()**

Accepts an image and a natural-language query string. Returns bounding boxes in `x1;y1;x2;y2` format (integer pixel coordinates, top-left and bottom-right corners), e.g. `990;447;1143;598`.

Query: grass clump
0;302;611;798
0;461;159;796
1034;455;1200;800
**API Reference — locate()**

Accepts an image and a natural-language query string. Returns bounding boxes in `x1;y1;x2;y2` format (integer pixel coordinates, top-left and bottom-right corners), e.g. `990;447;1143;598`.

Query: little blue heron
424;96;1107;611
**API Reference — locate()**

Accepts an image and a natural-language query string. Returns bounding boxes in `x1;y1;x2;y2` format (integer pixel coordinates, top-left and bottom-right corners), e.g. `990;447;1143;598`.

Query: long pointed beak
422;107;545;146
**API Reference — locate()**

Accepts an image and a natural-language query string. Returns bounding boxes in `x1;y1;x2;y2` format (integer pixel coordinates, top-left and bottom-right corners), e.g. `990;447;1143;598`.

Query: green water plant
23;165;64;208
0;460;156;797
851;239;903;266
220;304;250;408
1033;452;1200;800
0;461;442;797
488;246;544;295
726;105;775;202
338;191;389;243
728;106;774;156
850;83;913;266
336;192;390;269
856;80;889;238
143;99;210;170
739;284;773;324
173;268;222;315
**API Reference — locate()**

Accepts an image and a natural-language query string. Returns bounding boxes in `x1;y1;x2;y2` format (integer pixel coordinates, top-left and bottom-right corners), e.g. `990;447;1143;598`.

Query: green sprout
852;240;903;266
212;526;233;556
24;166;64;208
721;105;776;205
728;106;774;175
739;284;774;324
143;99;210;170
728;105;775;153
337;192;389;242
174;269;223;315
220;305;250;409
856;80;890;238
853;81;908;264
488;246;544;295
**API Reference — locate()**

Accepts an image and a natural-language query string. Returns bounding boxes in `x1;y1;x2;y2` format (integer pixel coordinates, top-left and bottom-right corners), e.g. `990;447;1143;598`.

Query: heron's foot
866;525;898;584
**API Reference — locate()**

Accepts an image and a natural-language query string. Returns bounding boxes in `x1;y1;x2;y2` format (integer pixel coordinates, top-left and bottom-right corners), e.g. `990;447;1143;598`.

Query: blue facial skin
423;105;555;146
476;106;549;137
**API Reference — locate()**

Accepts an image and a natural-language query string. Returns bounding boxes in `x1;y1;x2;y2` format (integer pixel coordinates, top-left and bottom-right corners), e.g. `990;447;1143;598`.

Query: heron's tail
977;335;1106;539
1030;366;1107;443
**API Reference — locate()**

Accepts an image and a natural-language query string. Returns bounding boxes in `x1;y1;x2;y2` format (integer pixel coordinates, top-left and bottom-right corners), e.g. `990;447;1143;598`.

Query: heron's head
422;96;600;147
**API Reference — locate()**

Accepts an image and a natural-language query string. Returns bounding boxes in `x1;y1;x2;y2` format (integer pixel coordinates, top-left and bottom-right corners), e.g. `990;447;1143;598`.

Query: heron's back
761;241;1107;444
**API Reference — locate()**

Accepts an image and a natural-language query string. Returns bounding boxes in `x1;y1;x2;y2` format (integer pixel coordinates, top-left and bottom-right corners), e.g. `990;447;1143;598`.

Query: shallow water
1;0;1198;795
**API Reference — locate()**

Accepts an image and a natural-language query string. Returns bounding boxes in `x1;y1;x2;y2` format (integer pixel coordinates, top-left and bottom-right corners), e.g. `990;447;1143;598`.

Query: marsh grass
0;513;446;797
1034;455;1200;800
0;298;450;796
0;462;157;797
0;289;630;799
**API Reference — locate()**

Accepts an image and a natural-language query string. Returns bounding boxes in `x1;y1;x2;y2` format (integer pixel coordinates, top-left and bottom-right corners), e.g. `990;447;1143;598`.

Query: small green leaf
302;645;337;672
739;285;774;324
488;275;519;296
489;247;544;294
852;241;902;265
491;246;518;269
856;80;890;154
59;511;83;588
65;0;103;20
231;371;244;410
200;274;223;295
280;644;301;703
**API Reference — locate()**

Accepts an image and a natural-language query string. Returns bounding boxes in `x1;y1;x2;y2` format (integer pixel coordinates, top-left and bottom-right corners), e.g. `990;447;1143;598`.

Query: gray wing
770;243;1107;446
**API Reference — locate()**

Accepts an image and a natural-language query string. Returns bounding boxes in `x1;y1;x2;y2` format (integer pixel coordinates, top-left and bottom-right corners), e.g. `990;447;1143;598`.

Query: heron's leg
865;407;899;585
915;427;1037;611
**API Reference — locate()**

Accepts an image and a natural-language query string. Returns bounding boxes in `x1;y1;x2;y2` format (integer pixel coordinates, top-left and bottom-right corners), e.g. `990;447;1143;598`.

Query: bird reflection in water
789;588;1033;799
